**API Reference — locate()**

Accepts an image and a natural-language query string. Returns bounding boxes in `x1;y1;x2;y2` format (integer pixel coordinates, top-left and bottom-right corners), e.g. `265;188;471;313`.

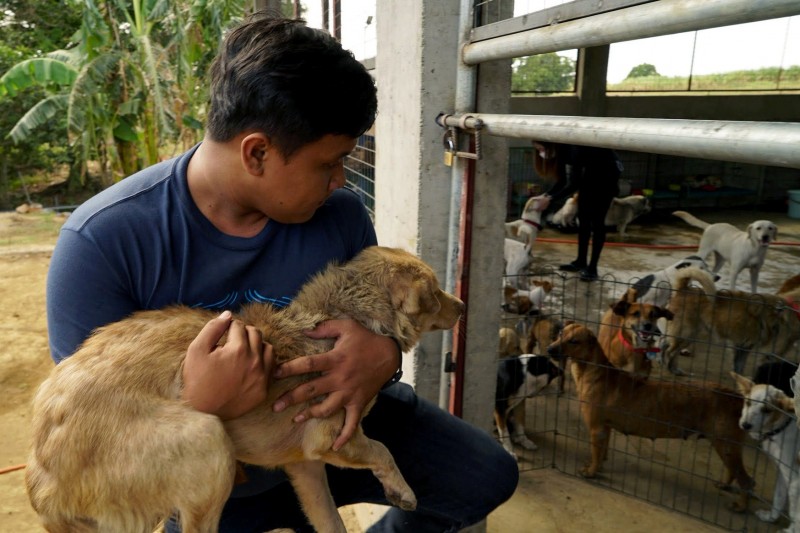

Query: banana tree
0;0;242;187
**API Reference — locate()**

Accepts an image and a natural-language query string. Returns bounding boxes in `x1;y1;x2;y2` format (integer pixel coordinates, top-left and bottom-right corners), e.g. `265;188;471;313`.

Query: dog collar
759;415;793;442
617;330;660;356
523;218;543;231
785;297;800;322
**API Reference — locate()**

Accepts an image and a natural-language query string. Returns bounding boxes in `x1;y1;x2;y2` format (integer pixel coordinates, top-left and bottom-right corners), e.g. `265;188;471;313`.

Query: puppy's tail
672;210;709;230
675;266;717;295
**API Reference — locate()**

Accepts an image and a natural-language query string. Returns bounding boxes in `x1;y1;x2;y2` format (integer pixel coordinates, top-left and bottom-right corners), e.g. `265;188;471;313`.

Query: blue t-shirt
46;142;376;361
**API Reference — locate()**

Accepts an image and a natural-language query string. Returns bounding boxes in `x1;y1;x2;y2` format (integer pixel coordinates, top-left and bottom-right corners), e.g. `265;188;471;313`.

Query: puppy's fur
549;193;579;228
499;326;523;357
604;195;651;237
502;280;553;315
547;324;754;511
597;288;673;380
733;373;800;526
632;255;718;308
663;267;800;375
505;196;545;248
26;246;464;533
495;355;562;458
779;274;800;296
524;314;568;393
673;210;777;293
504;238;533;289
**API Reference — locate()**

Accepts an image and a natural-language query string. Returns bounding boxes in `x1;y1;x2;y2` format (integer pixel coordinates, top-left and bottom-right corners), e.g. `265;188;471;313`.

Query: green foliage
626;63;659;79
512;53;575;93
608;65;800;92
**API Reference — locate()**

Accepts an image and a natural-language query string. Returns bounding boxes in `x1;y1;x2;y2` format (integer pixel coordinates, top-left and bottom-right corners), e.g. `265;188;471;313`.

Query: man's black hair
206;12;378;158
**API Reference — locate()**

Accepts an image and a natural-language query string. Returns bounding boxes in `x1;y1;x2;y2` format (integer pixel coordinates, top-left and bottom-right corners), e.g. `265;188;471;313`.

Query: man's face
260;134;358;224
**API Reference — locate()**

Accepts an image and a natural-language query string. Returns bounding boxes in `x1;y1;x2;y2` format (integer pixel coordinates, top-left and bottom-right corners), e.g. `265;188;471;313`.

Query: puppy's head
748;220;778;247
356;247;464;348
732;372;794;435
610;288;674;347
546;323;598;363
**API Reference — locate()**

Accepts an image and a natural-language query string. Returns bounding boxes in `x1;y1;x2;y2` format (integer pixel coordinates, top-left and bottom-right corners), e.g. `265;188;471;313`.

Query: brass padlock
443;131;455;167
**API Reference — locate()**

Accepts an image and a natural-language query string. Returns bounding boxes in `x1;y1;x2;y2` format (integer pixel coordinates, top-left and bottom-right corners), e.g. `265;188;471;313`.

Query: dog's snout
741;422;752;431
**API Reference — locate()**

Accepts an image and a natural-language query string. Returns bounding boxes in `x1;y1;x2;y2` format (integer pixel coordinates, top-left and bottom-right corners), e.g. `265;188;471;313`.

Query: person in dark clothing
531;141;622;281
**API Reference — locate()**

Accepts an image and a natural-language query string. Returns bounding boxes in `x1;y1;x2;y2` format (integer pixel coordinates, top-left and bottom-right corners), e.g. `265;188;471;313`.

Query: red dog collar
523;218;543;231
618;329;660;354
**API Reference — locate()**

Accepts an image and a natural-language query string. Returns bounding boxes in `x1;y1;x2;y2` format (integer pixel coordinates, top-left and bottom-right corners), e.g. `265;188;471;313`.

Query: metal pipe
438;0;478;412
463;0;800;64
437;114;800;169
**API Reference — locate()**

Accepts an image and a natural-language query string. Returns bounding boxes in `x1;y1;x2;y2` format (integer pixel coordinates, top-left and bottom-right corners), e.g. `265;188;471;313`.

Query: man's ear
241;133;271;176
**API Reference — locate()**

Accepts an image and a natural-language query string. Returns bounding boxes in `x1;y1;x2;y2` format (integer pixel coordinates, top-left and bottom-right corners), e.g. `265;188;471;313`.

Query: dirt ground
1;207;799;532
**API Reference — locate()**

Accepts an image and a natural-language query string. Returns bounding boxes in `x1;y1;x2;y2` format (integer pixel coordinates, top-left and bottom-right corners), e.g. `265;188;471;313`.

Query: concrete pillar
374;0;461;402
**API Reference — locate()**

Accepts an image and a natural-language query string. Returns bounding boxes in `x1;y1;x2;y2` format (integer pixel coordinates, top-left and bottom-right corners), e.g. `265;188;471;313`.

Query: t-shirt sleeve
46;228;138;363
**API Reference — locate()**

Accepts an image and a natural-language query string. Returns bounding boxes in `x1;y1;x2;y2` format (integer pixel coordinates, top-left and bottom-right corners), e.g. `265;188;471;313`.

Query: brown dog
26;246;464;533
547;323;754;512
597;288;673;380
663;267;800;376
524;314;567;392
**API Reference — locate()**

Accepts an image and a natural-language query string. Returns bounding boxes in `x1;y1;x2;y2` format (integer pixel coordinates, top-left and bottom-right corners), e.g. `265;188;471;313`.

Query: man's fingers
275;353;326;378
333;405;360;451
273;377;326;412
190;310;233;351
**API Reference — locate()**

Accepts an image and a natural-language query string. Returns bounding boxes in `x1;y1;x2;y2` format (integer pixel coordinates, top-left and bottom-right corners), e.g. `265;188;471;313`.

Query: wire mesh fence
497;266;800;531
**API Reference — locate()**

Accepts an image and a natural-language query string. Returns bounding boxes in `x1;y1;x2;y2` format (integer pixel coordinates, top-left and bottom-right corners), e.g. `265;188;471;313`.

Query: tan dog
673;210;777;292
597;288;673;380
499;326;523;357
524;314;567;392
663;267;800;376
546;323;754;512
26;246;464;533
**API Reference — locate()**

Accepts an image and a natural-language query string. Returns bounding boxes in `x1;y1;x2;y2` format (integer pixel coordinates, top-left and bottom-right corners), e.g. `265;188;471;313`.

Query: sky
302;1;799;84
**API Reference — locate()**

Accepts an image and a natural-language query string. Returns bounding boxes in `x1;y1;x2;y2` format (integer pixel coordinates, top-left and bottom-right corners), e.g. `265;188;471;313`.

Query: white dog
631;255;718;308
549;193;578;228
673;210;777;293
733;372;800;529
505;196;545;248
505;197;546;287
605;195;651;237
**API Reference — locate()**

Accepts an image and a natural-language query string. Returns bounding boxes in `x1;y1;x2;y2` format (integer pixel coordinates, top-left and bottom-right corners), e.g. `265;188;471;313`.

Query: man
46;12;518;532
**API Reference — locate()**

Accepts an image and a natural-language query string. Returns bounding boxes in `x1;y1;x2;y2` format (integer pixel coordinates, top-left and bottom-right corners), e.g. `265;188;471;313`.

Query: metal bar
463;0;800;64
438;113;800;169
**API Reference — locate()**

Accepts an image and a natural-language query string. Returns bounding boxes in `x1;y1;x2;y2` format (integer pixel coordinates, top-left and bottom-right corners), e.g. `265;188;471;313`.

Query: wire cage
497;266;800;532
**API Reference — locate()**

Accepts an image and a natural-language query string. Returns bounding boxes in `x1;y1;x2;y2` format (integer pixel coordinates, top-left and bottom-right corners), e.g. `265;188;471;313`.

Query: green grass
608;67;800;92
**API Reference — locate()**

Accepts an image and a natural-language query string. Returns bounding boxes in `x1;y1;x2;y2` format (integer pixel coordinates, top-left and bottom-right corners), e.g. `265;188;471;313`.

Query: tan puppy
597;288;673;380
673;210;777;293
499;326;523;357
663;267;800;376
26;246;464;533
524;314;567;392
547;323;753;512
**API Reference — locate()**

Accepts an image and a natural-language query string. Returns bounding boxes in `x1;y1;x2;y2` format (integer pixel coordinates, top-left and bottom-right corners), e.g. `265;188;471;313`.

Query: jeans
166;383;519;532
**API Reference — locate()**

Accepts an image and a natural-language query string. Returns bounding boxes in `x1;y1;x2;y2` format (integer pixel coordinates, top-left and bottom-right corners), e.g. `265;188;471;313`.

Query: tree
626;63;659;79
512;53;575;93
0;0;244;188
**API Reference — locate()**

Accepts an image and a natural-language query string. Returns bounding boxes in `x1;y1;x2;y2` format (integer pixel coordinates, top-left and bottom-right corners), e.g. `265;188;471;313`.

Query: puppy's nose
741;422;752;431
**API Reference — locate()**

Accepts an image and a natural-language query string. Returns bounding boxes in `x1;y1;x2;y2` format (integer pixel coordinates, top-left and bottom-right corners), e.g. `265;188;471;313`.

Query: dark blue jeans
166;383;519;532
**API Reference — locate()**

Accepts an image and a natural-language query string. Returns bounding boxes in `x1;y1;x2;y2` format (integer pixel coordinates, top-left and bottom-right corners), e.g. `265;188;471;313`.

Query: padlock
443;151;454;166
442;131;456;167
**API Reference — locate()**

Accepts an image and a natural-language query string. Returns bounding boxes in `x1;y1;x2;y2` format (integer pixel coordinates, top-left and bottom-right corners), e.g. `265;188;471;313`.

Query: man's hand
182;310;273;420
272;319;400;450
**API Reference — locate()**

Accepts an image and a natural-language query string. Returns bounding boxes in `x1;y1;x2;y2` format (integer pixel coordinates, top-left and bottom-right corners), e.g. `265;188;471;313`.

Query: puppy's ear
612;299;630;317
777;395;795;413
391;276;435;315
730;371;753;395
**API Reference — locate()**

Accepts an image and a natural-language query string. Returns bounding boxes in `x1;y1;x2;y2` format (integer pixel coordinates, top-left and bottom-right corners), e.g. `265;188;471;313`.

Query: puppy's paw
579;466;597;478
385;487;417;511
756;509;780;523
